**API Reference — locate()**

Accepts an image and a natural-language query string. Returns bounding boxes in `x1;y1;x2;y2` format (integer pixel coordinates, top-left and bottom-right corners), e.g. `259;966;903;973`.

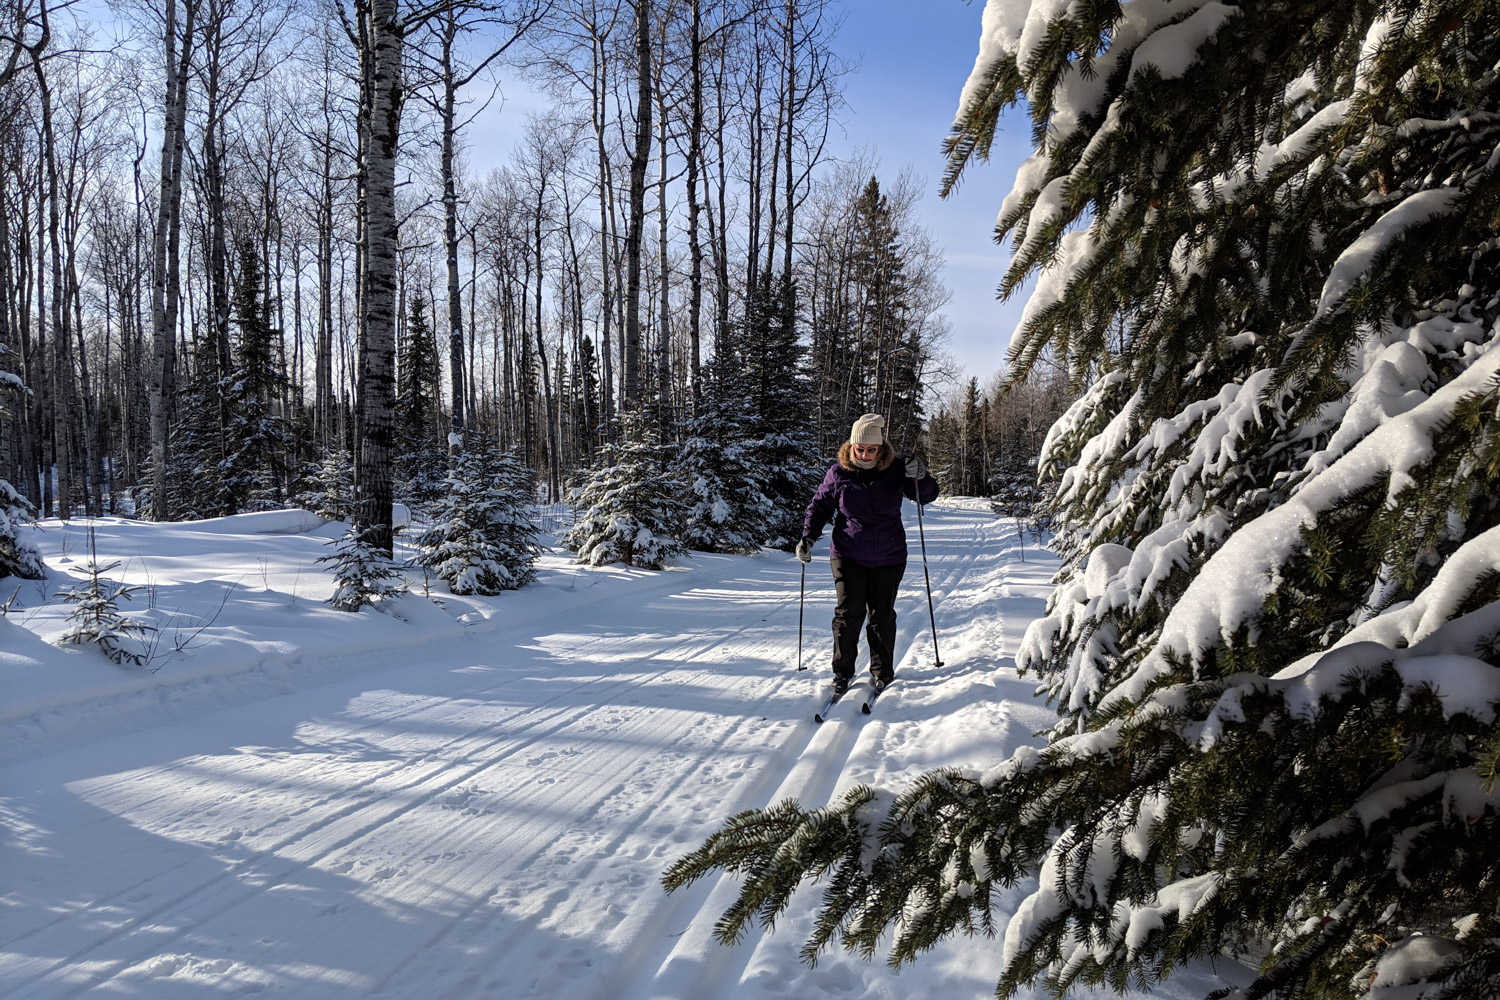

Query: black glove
905;456;928;479
795;538;813;563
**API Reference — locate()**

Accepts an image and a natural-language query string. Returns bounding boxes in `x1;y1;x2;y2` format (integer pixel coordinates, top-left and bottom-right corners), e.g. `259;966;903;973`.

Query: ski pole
797;559;807;670
915;495;943;667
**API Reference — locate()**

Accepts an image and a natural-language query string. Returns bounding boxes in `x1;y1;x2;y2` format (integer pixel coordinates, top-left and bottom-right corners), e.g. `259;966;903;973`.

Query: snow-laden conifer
297;450;354;521
1;478;45;580
673;387;774;554
565;415;686;570
667;3;1500;998
1;347;45;580
318;525;406;611
414;449;540;595
674;434;772;555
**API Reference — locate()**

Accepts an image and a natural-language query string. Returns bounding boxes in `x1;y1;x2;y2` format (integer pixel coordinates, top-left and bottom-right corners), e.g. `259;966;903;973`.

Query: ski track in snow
1;501;1243;999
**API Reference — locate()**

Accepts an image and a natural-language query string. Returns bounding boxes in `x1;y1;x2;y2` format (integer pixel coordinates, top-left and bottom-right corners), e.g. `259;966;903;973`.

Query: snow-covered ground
1;500;1249;999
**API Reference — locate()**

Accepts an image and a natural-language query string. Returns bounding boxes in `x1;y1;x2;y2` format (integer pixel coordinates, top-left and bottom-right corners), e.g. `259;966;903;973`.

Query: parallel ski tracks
608;502;994;1000
5;565;807;998
6;503;998;1000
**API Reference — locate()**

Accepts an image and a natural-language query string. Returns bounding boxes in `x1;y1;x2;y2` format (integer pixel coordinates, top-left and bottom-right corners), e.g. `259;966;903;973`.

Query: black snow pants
829;555;906;684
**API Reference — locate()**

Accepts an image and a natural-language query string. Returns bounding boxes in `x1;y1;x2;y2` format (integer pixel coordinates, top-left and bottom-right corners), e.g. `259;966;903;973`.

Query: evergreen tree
565;414;686;570
394;293;448;509
988;450;1050;556
158;330;234;519
924;403;962;491
1;355;44;579
55;533;155;665
317;525;407;611
225;237;289;510
666;4;1500;999
296;449;355;521
0;477;44;580
572;335;602;459
956;377;988;496
397;293;443;445
673;375;775;555
414;449;541;595
729;275;825;548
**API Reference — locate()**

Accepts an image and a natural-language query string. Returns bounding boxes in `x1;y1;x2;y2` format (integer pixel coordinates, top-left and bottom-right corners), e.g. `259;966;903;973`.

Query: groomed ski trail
2;500;1074;1000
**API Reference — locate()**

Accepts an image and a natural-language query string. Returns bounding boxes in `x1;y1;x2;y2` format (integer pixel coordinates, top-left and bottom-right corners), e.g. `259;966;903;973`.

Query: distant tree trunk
438;11;467;460
149;0;196;521
685;0;704;414
587;22;615;437
531;168;558;500
709;24;731;362
622;0;651;409
33;44;75;519
654;37;671;432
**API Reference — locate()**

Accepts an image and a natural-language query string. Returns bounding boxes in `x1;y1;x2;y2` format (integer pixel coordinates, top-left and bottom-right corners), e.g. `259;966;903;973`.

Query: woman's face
851;442;880;463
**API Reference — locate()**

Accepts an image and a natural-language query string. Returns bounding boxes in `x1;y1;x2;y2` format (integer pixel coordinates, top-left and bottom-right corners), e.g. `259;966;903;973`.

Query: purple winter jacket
802;454;939;568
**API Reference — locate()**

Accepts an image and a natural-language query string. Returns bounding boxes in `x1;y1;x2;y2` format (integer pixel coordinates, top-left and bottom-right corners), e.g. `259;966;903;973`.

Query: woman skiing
796;413;939;698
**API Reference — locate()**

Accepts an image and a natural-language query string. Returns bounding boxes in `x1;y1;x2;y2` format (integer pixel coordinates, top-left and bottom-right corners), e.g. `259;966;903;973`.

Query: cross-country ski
812;683;848;724
860;675;894;714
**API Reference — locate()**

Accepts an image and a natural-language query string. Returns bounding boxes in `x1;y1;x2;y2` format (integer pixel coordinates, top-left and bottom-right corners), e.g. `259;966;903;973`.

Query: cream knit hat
850;413;886;445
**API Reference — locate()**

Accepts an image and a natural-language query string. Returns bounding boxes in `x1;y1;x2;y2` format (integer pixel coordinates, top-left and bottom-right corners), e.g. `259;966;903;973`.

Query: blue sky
832;0;1030;387
469;0;1034;389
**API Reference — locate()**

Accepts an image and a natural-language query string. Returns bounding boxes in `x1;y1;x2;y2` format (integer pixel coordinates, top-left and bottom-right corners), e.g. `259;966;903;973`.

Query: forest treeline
0;0;1048;552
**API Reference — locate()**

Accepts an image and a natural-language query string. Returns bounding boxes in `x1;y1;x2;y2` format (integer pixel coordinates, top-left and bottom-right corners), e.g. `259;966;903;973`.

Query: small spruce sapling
318;524;406;611
55;531;156;665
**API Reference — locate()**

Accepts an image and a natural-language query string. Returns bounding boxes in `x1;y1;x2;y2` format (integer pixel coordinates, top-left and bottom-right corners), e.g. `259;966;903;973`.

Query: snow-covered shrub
55;552;155;666
317;525;406;611
566;421;686;570
667;4;1500;999
1;478;45;580
414;449;540;595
